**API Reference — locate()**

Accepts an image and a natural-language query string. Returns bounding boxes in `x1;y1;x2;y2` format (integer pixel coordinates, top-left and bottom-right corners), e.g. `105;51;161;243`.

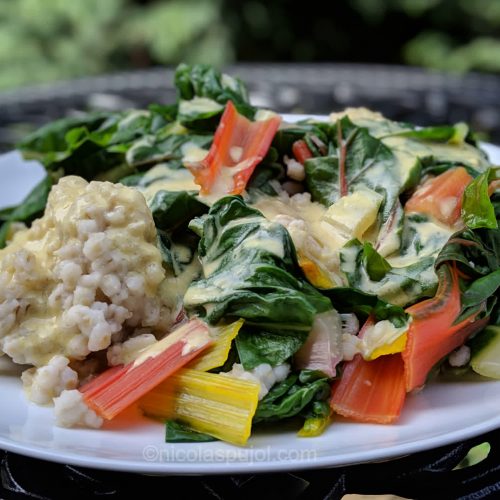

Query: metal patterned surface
1;63;500;151
1;429;500;499
1;63;500;499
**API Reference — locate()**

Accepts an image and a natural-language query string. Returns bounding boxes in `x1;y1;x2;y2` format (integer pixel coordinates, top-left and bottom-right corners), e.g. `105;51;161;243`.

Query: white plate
0;116;499;475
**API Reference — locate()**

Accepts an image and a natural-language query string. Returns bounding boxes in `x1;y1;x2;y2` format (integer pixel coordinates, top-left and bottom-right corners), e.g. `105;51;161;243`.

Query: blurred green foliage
0;0;499;90
0;0;230;89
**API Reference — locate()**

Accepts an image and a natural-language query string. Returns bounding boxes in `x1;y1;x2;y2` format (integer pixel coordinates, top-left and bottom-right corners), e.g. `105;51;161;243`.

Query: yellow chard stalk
139;368;260;446
187;319;244;371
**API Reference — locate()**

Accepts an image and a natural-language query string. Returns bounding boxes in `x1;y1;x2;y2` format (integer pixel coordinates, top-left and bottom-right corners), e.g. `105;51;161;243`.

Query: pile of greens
4;63;500;440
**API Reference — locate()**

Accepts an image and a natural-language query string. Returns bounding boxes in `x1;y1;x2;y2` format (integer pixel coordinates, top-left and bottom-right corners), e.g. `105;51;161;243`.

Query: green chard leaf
174;63;255;130
436;227;500;278
16;111;112;163
150;190;207;233
184;196;332;365
462;168;498;230
339;238;437;306
324;287;408;327
16;107;186;180
384;122;470;144
361;241;392;281
461;270;500;310
165;420;216;443
304;116;397;211
0;175;53;248
235;327;308;370
253;370;330;424
436;210;500;322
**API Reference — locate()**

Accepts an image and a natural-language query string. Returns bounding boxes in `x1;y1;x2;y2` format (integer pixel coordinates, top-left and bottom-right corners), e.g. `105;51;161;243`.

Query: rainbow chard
80;319;212;420
294;309;344;378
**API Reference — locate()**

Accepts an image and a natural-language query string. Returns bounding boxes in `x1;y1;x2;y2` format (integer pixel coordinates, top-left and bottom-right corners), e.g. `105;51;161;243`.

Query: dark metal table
1;63;500;499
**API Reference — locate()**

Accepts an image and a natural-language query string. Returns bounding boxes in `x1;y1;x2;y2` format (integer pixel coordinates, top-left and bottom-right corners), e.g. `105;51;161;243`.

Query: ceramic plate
0;115;499;475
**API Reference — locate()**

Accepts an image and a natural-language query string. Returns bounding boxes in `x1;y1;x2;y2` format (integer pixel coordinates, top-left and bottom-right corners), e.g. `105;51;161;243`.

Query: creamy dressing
220;73;240;92
251;192;348;286
180;141;209;163
131;320;209;368
254;109;280;122
329;107;489;191
178;97;223;116
384;135;489;173
138;164;200;201
203;217;286;278
339;243;431;306
184;211;290;312
387;217;454;268
359;320;408;359
159;256;202;313
198;158;255;205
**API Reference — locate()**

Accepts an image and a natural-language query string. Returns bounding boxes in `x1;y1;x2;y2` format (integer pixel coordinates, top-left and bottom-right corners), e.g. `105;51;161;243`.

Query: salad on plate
0;64;499;447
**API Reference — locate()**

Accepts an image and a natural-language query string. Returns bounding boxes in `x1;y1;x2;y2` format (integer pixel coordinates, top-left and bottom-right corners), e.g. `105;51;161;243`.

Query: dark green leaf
462;169;498;229
436;228;500;278
384;122;469;144
362;242;391;281
0;176;53;248
304;117;396;208
0;206;14;221
16;112;111;160
340;239;437;306
165;420;216;443
324;287;408;326
462;270;500;309
150;190;208;232
235;327;308;370
16;107;186;180
174;63;254;129
253;372;330;423
246;161;284;196
156;230;181;276
184;196;332;338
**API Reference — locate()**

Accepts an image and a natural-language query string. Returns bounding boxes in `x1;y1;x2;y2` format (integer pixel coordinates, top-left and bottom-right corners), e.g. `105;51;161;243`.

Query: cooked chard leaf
119;172;145;186
150;190;207;232
165;420;216;443
246;161;284;196
462;169;498;230
436;195;500;322
271;122;322;156
184;196;331;335
461;270;500;310
325;287;408;327
16;106;190;180
156;230;181;276
235;327;308;370
253;370;330;424
361;242;392;281
340;239;437;306
384;122;469;144
436;227;500;278
246;147;284;197
304;116;397;212
16;111;112;164
175;63;255;129
125;131;212;169
0;175;53;248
